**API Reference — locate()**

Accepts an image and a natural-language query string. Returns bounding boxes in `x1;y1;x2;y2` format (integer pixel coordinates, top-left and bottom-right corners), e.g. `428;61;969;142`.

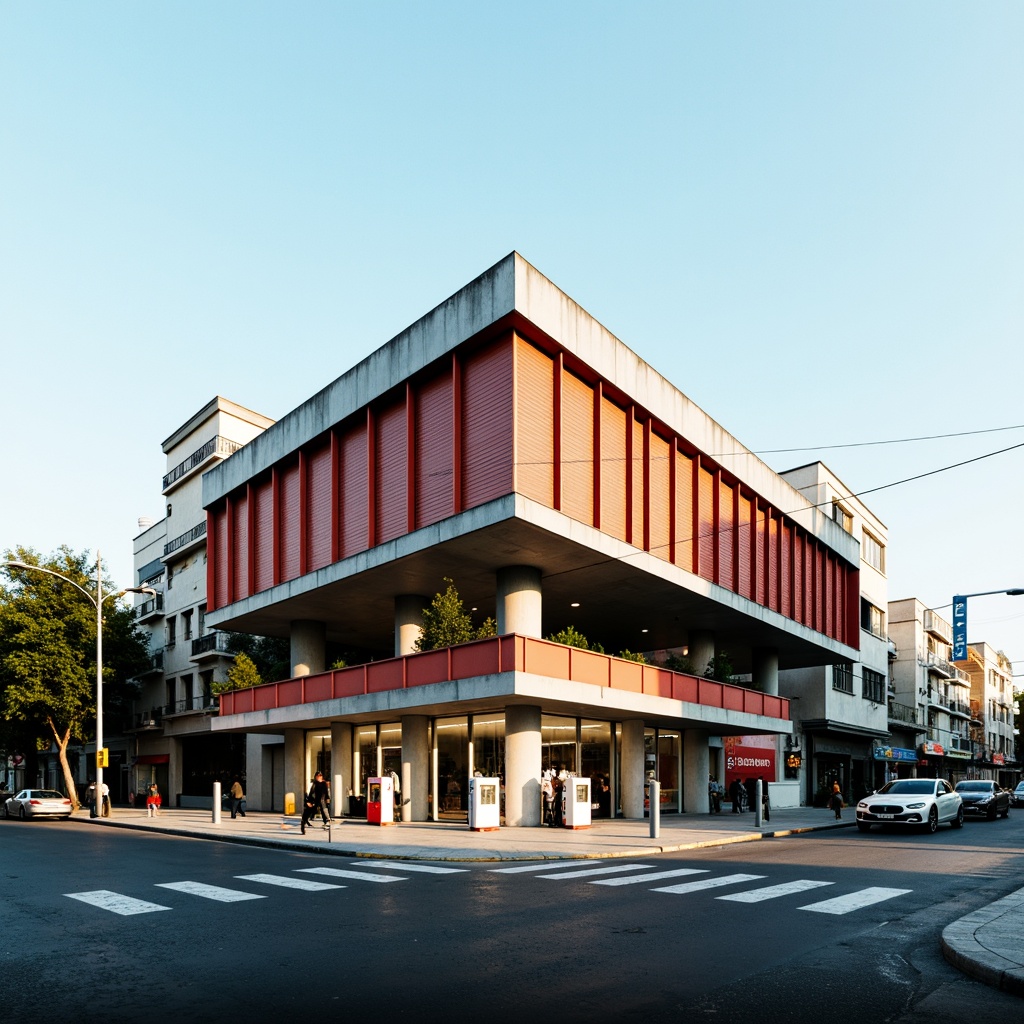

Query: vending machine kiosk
468;776;501;831
367;775;395;825
562;776;592;829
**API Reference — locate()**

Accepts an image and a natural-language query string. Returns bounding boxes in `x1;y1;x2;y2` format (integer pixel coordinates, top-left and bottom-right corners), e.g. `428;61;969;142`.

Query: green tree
547;625;604;653
225;633;291;682
0;547;149;808
616;649;647;664
704;652;735;683
415;579;495;652
213;652;263;694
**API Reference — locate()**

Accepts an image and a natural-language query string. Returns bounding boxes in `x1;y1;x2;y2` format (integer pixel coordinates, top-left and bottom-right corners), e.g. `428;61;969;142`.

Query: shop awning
134;754;170;765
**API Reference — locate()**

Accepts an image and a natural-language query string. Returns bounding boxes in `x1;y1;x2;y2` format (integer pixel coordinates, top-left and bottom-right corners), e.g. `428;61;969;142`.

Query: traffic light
96;748;109;768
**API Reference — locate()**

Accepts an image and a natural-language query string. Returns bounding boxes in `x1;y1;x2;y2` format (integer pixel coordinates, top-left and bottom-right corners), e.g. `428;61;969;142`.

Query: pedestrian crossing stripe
593;868;709;886
64;891;172;916
297;867;404;883
798;886;911;915
535;863;657;880
717;879;833;903
234;873;343;891
653;873;766;894
356;860;468;874
489;861;594;874
155;881;267;902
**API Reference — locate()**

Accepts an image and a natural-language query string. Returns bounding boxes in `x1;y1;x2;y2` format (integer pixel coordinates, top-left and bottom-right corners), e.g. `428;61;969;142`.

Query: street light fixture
951;588;1024;661
1;553;156;811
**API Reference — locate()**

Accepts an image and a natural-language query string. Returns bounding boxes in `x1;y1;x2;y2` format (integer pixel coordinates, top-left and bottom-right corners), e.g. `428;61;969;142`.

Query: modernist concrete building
204;254;863;824
129;398;277;806
776;463;891;804
958;641;1018;788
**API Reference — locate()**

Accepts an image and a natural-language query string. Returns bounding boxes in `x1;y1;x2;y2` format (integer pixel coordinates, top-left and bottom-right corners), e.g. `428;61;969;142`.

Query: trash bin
563;777;592;829
468;777;501;832
366;776;395;826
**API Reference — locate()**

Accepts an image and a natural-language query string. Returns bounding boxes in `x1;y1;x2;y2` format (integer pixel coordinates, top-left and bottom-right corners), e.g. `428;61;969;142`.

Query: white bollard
755;779;763;828
212;781;221;825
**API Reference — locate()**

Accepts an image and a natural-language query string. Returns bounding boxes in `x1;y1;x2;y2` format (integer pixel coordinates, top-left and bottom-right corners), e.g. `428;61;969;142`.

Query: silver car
856;778;963;833
3;789;73;820
1011;782;1024;809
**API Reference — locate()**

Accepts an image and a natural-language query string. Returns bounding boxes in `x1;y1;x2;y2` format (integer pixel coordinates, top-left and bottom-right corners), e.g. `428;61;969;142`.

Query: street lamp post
951;588;1024;662
1;553;155;811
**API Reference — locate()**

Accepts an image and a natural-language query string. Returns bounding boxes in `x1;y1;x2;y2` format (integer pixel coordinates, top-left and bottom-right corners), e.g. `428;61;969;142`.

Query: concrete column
683;729;711;814
688;630;715;678
290;620;326;677
395;595;428;657
504;705;542;826
284;729;305;815
168;736;183;807
752;647;779;695
496;565;542;638
330;722;353;817
401;715;430;822
620;719;646;819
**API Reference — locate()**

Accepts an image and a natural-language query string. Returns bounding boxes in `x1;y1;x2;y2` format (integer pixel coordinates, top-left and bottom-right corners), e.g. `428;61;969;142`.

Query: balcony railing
163;435;243;491
164;693;219;716
218;634;793;722
135;594;164;621
888;701;919;726
191;632;235;659
163;520;207;558
922;650;957;679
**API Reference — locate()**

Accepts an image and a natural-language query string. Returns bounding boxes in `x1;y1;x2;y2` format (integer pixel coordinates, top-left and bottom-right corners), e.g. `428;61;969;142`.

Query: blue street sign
952;595;967;661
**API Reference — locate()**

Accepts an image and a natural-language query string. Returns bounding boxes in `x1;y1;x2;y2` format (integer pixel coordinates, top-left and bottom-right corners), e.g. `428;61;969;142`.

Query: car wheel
926;807;939;833
952;806;964;829
856;821;870;832
1002;805;1010;819
2;803;9;819
987;804;997;821
19;806;27;820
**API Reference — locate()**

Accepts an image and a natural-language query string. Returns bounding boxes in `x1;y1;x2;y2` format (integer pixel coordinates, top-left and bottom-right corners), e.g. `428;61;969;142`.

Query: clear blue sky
2;4;1022;667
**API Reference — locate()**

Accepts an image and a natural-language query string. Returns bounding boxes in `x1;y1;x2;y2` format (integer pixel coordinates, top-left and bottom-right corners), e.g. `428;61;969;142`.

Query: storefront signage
919;741;945;757
723;736;777;790
872;746;917;762
992;753;1005;765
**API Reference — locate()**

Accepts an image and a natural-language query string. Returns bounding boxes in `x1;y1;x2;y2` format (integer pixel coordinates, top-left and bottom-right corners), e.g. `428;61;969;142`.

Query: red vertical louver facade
207;331;859;648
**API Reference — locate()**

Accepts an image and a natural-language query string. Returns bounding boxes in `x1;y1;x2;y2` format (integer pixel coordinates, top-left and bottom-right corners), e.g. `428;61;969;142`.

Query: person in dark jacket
831;781;843;820
729;777;744;813
301;771;331;834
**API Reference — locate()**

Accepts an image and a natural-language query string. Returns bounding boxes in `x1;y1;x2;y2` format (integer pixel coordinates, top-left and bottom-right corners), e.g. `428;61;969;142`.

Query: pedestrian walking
541;769;555;825
709;775;722;814
301;771;330;834
831;781;843;820
760;776;770;822
729;777;743;813
230;778;246;818
146;782;162;817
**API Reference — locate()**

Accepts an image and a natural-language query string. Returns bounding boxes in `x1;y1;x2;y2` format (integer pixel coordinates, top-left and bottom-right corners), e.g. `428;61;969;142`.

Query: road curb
940;886;1024;997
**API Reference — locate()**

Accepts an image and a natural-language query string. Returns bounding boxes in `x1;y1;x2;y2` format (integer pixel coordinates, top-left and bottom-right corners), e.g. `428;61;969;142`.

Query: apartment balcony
190;632;236;663
888;701;919;727
129;707;163;731
135;594;164;624
163;434;243;493
162;520;207;562
921;650;957;679
163;693;220;719
133;649;164;678
948;699;973;720
923;609;953;645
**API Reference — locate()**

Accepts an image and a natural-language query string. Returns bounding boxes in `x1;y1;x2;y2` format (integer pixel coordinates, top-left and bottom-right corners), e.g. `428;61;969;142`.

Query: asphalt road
3;815;1023;1024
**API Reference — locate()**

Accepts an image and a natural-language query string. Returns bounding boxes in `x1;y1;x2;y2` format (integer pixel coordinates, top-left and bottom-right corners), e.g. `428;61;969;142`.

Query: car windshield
881;780;935;795
30;790;65;799
955;782;991;792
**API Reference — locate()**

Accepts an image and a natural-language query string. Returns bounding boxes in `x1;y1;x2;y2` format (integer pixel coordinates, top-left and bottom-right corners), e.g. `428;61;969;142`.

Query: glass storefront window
355;725;377;796
308;731;331;782
542;715;577;774
380;722;401;780
471;715;505;780
436;716;468;819
581;720;612;818
645;727;680;813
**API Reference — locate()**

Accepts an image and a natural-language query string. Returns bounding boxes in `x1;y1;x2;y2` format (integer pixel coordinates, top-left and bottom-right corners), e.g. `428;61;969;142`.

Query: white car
3;789;73;820
856;778;963;833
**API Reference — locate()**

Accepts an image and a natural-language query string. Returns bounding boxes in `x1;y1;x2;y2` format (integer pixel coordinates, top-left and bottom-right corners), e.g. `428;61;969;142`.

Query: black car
954;780;1010;820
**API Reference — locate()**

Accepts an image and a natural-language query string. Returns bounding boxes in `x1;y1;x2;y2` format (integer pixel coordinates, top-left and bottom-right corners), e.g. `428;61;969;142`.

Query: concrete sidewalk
72;804;1023;998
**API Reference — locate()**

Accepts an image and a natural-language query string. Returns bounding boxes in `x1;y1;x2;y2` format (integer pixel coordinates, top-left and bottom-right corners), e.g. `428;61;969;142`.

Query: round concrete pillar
496;565;542;637
687;630;715;678
284;729;305;814
395;595;428;657
683;729;711;813
504;705;542;826
752;647;779;696
620;719;646;819
330;722;353;817
290;620;326;678
401;715;430;822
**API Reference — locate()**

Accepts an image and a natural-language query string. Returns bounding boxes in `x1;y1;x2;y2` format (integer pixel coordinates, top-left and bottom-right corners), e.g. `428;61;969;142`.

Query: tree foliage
415;579;495;652
0;546;150;804
225;633;291;682
213;652;263;694
703;652;735;683
547;625;604;653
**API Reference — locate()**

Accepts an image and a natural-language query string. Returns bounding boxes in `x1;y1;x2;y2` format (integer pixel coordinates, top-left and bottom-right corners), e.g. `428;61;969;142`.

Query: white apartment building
958;642;1018;788
129;398;276;808
888;598;974;783
777;463;890;805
